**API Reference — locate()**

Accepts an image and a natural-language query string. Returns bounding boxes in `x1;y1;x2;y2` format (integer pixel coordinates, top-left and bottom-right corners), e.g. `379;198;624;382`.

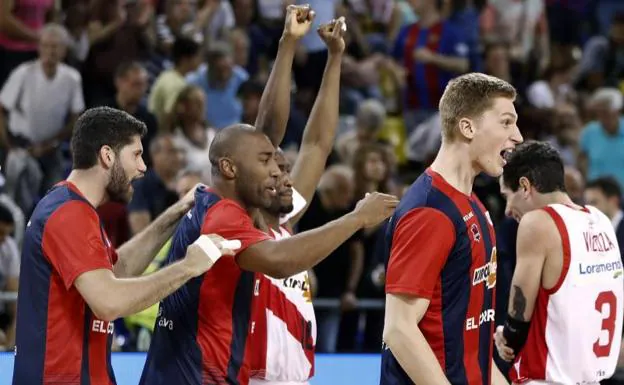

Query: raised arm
254;5;314;146
237;192;398;278
496;209;552;361
288;18;345;225
114;185;201;278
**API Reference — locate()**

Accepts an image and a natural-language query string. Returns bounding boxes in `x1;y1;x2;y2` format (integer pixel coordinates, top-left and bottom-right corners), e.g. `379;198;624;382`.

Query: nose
138;157;147;174
511;125;524;144
269;158;280;178
504;201;513;218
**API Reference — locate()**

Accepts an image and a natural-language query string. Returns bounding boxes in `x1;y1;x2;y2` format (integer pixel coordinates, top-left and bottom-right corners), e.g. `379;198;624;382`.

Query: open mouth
500;148;514;165
266;187;277;197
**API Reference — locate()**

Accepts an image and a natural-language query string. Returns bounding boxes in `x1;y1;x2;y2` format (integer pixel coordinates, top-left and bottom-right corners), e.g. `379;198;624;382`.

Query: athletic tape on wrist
193;235;223;263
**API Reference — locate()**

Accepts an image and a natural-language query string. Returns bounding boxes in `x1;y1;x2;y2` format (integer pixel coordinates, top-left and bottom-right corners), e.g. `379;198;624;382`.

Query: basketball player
495;141;624;384
138;8;399;385
12;107;235;384
248;17;346;385
381;73;523;385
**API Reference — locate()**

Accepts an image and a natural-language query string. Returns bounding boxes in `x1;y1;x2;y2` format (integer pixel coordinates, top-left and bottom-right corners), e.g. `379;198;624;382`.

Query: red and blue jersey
392;20;469;111
380;169;497;385
140;187;271;385
13;181;118;385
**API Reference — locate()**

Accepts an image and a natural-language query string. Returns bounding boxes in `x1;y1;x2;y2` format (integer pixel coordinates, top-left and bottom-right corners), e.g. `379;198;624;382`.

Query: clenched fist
283;4;315;40
318;16;346;54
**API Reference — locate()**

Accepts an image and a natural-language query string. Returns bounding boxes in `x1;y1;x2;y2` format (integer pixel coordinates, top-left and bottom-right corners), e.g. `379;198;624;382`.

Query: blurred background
1;0;624;383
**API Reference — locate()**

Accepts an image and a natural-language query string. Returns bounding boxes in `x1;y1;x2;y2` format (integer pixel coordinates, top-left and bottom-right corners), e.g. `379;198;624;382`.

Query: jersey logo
303;274;312;303
472;247;497;289
470;223;481;243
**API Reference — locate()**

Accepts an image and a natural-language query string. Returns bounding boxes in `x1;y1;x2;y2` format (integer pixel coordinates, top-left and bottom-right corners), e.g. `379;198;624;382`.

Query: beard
106;160;132;204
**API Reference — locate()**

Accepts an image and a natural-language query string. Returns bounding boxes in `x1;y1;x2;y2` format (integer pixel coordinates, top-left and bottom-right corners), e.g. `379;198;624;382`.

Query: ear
458;117;475;140
219;158;236;179
519;176;531;198
98;145;116;169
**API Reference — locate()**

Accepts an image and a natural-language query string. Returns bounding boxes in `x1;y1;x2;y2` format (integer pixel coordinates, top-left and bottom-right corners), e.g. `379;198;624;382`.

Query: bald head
210;124;259;171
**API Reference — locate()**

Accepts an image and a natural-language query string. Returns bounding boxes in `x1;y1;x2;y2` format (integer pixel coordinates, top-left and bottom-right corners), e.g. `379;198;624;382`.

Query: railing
0;292;385;309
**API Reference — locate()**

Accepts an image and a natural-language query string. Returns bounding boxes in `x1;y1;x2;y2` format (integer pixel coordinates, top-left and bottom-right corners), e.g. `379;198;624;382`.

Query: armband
193;235;223;264
502;316;531;353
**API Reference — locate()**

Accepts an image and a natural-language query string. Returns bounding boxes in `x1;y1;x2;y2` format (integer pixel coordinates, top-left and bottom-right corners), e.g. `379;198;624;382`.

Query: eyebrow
501;112;518;119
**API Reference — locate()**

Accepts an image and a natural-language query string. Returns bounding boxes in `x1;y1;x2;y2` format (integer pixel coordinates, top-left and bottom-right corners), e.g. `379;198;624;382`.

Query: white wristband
221;239;242;250
193;235;223;263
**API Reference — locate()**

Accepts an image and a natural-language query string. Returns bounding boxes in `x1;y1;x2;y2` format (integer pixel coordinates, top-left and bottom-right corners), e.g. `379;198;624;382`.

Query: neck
418;9;440;28
261;209;280;231
211;178;252;214
174;64;189;76
535;191;577;209
66;169;108;208
429;141;478;195
116;94;138;114
40;61;57;79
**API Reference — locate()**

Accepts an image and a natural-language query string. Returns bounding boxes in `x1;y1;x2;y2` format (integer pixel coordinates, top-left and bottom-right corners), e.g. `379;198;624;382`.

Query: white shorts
249;379;310;385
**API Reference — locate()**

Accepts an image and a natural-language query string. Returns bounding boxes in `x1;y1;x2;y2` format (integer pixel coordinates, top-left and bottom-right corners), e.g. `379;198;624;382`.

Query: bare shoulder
517;209;560;251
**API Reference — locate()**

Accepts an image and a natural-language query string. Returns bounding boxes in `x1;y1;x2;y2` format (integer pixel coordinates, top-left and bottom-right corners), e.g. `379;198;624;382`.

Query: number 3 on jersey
594;291;618;358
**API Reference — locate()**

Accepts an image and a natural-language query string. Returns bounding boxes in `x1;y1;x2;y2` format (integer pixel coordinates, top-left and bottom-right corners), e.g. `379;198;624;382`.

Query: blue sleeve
128;178;149;212
391;25;410;61
439;22;469;59
579;125;593;154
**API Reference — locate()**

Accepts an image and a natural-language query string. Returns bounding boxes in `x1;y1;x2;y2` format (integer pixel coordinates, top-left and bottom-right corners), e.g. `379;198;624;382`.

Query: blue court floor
0;353;381;384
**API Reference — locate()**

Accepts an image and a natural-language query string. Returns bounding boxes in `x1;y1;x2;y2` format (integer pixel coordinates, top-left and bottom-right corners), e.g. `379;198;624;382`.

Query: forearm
254;36;297;145
0;15;38;42
430;54;468;74
115;202;187;277
345;243;364;293
254;213;363;278
107;261;193;320
384;325;451;385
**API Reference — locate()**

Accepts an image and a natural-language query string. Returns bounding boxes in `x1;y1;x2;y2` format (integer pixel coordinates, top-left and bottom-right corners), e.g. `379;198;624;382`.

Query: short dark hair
172;36;201;65
586;177;622;200
502;140;566;193
238;80;264;98
71;107;147;169
114;61;144;80
0;204;14;225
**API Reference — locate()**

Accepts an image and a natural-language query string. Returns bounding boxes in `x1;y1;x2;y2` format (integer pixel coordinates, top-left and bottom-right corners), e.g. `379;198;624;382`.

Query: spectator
109;62;158;166
483;41;512;83
564;165;585;204
584;177;624;256
232;0;269;79
0;0;55;86
336;99;387;165
526;60;577;109
297;165;363;353
187;41;249;129
392;0;469;132
155;0;203;55
579;88;624;189
170;85;215;183
149;36;201;132
545;103;583;166
63;2;91;68
127;134;183;234
0;23;84;214
577;13;624;91
0;204;19;352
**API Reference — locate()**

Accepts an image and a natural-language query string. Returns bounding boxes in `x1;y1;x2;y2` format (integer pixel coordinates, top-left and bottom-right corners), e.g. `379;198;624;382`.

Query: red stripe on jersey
43;275;83;384
542;207;571;295
419;280;446;369
197;258;247;384
249;275;269;379
430;171;485;385
510;207;572;382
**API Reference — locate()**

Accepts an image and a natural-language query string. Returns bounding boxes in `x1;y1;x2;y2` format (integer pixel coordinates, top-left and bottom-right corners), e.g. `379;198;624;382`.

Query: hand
494;325;515;362
184;234;239;277
317;16;346;54
283;4;315;40
353;192;399;228
179;183;206;211
413;47;435;64
340;291;357;312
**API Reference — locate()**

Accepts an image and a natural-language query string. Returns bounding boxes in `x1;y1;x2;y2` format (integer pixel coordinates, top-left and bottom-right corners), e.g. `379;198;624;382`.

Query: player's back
511;204;624;384
248;226;316;383
380;169;497;385
140;187;260;385
13;182;117;385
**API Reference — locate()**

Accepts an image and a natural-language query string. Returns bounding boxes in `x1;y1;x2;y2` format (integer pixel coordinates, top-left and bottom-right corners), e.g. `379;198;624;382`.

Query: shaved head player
12;107;234;384
139;7;399;385
495;141;624;384
381;73;524;385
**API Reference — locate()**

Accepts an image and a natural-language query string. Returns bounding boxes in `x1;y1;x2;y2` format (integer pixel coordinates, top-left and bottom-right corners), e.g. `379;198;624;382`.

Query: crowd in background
1;0;624;361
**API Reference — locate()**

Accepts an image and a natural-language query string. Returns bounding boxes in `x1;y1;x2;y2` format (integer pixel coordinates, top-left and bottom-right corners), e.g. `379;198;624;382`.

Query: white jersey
248;226;317;383
511;204;624;384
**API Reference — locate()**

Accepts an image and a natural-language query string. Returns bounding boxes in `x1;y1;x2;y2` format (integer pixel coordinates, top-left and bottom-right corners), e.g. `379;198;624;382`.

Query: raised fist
283;4;315;39
318;16;346;54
